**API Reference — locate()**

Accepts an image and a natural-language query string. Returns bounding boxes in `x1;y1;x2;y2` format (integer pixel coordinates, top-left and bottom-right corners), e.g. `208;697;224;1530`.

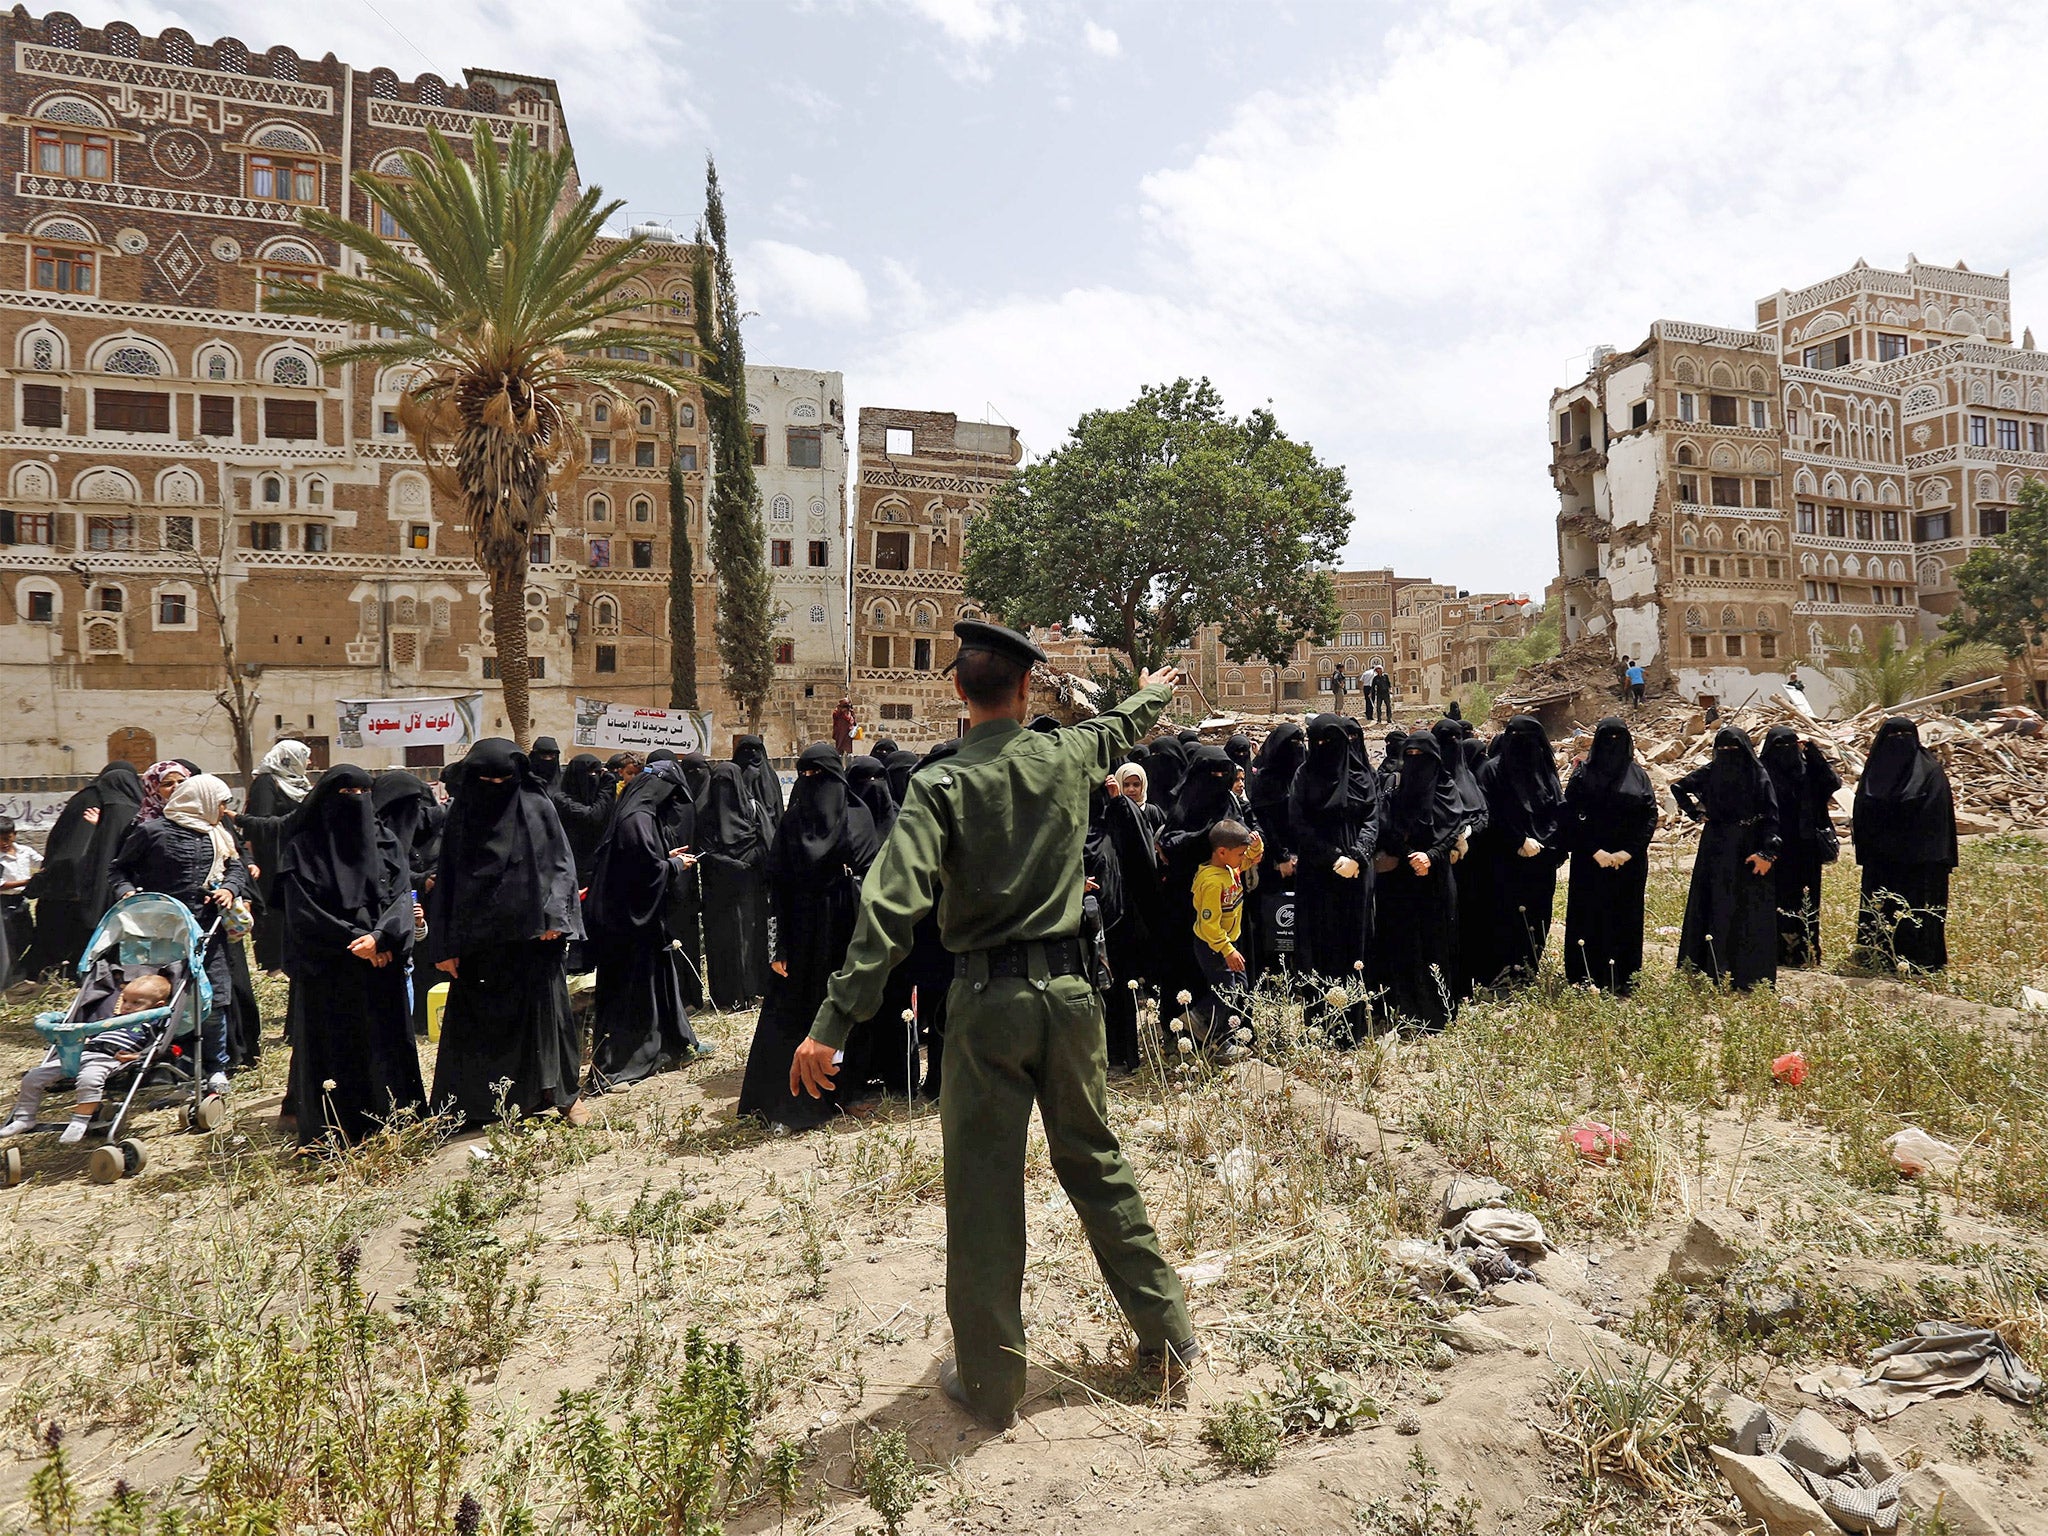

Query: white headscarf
163;774;238;888
260;739;313;802
1116;764;1149;805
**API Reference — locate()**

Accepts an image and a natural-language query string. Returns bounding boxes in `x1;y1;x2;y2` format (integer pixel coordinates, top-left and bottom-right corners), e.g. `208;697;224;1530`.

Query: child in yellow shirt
1189;821;1258;1055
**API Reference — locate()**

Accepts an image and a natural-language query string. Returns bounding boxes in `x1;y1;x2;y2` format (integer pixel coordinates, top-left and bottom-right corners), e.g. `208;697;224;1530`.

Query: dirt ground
2;840;2047;1534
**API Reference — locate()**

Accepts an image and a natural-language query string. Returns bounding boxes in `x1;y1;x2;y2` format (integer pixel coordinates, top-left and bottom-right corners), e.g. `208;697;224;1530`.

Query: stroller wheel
1;1147;19;1188
88;1144;124;1185
119;1139;148;1178
192;1096;225;1133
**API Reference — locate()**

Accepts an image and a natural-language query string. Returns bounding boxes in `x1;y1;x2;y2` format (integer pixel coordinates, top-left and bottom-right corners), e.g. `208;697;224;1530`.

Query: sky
59;0;2048;595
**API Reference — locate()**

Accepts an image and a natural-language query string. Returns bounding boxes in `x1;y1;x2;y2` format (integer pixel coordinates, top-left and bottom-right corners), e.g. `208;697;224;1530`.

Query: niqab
1570;718;1656;812
1384;732;1463;846
733;735;784;821
1166;745;1237;834
1484;715;1563;843
846;755;897;838
281;764;385;916
529;736;562;786
1291;713;1375;822
1248;722;1305;825
769;743;880;881
883;750;920;807
1144;737;1188;810
1853;717;1956;865
431;738;581;950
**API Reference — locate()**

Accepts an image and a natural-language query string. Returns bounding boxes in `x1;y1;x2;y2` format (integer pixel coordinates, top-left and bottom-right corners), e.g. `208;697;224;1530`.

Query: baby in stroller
4;974;174;1143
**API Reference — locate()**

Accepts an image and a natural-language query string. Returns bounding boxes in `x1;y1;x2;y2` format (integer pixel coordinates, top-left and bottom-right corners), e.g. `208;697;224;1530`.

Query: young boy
1190;820;1258;1055
4;973;175;1143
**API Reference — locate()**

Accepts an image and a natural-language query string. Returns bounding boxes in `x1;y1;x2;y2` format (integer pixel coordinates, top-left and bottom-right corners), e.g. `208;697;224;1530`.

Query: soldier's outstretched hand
1140;666;1182;692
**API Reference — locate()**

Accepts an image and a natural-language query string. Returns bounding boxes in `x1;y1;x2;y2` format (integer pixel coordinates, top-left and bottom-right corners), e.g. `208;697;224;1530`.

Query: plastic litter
1564;1121;1630;1163
1771;1050;1809;1087
1884;1126;1960;1176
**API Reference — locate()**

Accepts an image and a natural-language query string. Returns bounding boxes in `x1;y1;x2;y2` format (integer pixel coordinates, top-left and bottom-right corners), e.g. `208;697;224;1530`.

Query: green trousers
940;967;1191;1421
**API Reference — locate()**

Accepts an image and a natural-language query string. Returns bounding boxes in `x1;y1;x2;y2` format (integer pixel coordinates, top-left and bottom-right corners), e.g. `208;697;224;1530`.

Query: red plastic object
1772;1050;1808;1087
1565;1121;1629;1162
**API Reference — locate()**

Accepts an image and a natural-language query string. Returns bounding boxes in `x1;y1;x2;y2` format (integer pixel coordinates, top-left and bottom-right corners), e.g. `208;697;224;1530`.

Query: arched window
588;494;610;522
270;353;311;387
1676;445;1695;466
105;345;164;376
1720;606;1739;629
592;596;620;635
305;477;325;506
771;495;794;521
592;399;609;424
631;497;651;523
679;403;696;428
638;401;654;428
261;476;282;504
1683;607;1703;630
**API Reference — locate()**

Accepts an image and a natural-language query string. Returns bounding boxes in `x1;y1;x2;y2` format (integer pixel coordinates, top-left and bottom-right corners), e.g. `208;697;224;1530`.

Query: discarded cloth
1797;1321;2044;1421
1447;1207;1549;1255
1721;1402;1904;1534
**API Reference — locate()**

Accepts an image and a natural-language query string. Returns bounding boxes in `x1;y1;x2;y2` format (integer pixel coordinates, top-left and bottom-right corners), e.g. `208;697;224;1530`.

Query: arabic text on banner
572;698;715;755
336;694;481;750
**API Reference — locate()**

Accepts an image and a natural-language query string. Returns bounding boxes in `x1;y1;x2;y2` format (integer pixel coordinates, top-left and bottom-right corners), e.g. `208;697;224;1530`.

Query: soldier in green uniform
791;621;1198;1430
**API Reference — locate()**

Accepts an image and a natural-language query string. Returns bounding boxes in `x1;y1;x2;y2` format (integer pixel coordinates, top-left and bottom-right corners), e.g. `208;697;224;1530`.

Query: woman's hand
1334;856;1361;879
210;887;234;909
771;959;789;978
82;807;100;825
540;929;562;942
1277;856;1297;878
347;933;380;962
1408;852;1430;876
436;958;459;977
1519;837;1543;858
1746;854;1775;877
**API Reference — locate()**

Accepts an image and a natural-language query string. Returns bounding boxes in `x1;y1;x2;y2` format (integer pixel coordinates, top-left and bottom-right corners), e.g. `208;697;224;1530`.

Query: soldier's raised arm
1069;666;1183;777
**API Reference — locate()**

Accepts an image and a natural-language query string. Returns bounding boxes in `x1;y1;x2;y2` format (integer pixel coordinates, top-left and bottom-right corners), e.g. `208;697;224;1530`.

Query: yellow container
427;982;450;1042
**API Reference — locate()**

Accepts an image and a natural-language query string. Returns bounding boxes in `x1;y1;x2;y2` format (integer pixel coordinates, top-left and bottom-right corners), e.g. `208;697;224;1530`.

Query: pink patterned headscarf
137;760;190;823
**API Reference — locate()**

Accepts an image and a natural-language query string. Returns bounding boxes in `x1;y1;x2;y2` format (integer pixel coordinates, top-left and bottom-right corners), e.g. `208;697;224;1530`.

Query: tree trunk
490;560;532;748
668;456;699;710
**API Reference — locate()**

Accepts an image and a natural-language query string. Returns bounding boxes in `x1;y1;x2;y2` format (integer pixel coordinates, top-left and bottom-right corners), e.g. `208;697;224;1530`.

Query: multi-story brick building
747;364;847;747
1552;257;2048;713
848;406;1019;742
0;7;805;774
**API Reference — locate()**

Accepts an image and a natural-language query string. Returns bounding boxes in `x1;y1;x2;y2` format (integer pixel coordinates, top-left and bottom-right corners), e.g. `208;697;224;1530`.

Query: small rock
1709;1447;1833;1536
1740;1286;1803;1329
1437;1313;1517;1355
1777;1408;1854;1477
1708;1390;1774;1456
1667;1212;1747;1287
1851;1426;1900;1484
1898;1463;2007;1536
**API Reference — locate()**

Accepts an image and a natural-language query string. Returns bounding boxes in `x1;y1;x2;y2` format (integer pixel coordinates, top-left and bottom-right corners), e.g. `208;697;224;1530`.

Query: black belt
955;936;1086;982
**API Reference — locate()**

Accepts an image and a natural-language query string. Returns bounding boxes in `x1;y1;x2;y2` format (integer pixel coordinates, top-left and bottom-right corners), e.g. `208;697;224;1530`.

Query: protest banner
336;694;482;751
572;698;716;756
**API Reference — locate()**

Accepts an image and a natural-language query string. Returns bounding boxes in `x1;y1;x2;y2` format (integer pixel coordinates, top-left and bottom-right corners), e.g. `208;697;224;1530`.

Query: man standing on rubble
1625;658;1646;708
1329;661;1352;717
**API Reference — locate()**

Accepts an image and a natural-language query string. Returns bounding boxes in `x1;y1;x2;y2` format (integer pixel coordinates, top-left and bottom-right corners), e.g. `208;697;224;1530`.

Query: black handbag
1816;826;1841;864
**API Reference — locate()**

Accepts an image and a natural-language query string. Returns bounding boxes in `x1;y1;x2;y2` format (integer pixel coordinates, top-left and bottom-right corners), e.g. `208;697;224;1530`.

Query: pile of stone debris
1559;683;2048;836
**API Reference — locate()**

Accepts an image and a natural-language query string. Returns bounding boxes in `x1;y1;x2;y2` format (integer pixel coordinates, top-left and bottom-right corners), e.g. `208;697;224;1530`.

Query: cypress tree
666;406;699;709
692;157;775;731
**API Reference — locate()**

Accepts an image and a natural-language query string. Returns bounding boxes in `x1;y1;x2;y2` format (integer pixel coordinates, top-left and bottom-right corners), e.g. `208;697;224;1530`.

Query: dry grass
0;838;2041;1530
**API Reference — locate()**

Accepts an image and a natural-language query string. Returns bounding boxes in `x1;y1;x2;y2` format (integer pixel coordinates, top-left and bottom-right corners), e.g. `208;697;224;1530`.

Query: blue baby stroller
9;892;227;1187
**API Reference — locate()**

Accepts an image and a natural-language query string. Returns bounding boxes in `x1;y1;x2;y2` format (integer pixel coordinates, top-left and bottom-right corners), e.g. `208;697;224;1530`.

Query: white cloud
856;0;2048;593
743;240;873;327
59;0;704;149
1082;20;1120;57
896;0;1024;49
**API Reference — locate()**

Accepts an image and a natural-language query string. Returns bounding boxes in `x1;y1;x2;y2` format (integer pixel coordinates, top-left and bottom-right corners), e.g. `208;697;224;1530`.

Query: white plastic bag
1885;1126;1960;1176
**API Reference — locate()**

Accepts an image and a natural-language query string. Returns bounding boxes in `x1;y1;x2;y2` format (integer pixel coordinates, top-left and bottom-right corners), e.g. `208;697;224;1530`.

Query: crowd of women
6;703;1960;1149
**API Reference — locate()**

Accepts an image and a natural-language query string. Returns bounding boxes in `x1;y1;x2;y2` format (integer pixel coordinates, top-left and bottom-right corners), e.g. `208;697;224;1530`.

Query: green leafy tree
1464;596;1560;719
1823;628;2007;713
667;407;699;710
691;159;776;731
963;379;1351;672
1948;478;2048;660
276;124;695;746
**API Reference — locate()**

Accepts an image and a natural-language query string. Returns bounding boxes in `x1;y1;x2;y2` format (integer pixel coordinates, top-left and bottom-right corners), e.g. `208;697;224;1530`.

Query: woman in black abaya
1470;715;1568;988
738;744;881;1129
280;766;426;1147
1673;728;1781;990
1852;717;1957;971
1372;732;1465;1029
371;771;443;1037
1290;714;1379;1039
1144;737;1188;816
1761;726;1842;968
697;761;774;1008
1246;723;1306;985
1158;746;1240;1013
847;756;899;839
244;740;313;972
20;761;143;976
425;739;586;1128
1562;718;1658;993
549;754;614;887
883;750;920;808
733;735;784;823
584;759;702;1094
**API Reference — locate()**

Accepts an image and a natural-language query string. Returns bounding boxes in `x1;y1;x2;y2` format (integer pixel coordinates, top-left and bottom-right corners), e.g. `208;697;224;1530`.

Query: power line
357;0;445;77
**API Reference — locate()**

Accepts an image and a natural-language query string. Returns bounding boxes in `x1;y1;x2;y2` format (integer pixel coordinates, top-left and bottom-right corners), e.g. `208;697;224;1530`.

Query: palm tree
274;124;700;746
1821;627;2008;713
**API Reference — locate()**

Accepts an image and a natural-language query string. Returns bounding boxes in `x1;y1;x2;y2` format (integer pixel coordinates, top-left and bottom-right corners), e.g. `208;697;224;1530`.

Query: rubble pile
1488;635;1622;726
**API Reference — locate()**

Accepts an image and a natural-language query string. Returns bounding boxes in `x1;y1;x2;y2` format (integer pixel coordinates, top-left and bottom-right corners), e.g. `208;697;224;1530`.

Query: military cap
950;619;1046;671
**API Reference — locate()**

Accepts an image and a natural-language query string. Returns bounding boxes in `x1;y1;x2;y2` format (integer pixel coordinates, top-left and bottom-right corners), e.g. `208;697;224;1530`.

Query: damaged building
1552;257;2048;714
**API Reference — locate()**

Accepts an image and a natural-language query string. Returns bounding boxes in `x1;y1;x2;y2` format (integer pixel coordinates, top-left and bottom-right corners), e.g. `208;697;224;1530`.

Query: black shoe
1137;1336;1203;1373
938;1358;1015;1430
